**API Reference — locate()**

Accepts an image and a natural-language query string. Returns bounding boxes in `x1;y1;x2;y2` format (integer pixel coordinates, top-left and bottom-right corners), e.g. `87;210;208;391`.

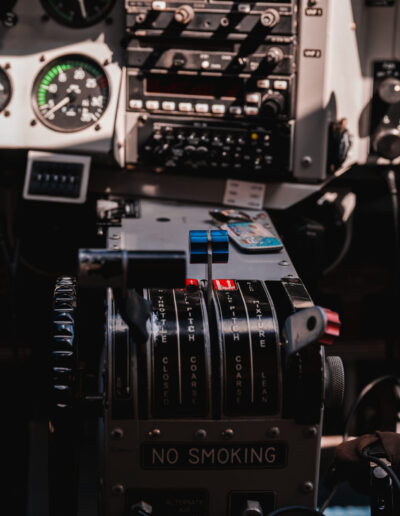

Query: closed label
142;443;287;469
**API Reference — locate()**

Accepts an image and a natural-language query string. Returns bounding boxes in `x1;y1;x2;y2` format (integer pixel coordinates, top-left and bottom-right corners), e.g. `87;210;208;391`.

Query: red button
185;279;199;287
213;279;236;291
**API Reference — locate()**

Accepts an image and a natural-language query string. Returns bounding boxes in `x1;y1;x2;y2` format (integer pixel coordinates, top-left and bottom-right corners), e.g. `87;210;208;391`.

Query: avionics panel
123;0;367;186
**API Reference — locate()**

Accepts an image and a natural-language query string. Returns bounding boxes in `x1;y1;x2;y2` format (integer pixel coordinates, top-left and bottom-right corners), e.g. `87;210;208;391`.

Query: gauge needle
44;95;72;119
77;0;88;19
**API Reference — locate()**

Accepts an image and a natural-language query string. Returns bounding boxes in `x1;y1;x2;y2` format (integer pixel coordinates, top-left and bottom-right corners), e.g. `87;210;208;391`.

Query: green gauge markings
33;55;110;133
37;64;74;107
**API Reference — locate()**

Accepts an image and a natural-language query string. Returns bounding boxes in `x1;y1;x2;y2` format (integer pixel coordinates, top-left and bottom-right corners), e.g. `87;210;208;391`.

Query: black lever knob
378;77;400;105
372;128;400;160
261;92;285;117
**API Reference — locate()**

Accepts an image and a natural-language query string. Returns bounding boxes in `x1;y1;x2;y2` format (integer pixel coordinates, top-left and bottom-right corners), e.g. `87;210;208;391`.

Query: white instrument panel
0;0;124;154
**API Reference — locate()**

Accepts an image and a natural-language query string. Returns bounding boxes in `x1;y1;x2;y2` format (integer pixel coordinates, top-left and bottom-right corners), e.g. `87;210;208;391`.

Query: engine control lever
78;249;186;290
189;229;229;307
283;306;330;357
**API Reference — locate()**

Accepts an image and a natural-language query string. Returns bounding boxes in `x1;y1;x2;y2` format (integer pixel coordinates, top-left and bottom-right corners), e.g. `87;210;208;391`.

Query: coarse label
215;286;252;414
174;289;208;416
214;280;280;415
142;443;287;469
148;288;209;417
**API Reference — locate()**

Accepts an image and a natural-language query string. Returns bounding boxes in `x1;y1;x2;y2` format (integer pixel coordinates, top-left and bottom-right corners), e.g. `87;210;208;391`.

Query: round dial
33;55;110;132
0;67;12;113
40;0;116;28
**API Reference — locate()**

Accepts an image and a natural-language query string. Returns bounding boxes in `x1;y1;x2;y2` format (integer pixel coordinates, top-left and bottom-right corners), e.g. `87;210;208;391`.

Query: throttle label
148;288;209;417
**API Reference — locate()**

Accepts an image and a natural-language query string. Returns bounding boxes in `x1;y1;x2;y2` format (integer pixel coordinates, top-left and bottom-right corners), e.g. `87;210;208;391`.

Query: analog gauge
41;0;116;28
0;67;12;113
33;55;110;132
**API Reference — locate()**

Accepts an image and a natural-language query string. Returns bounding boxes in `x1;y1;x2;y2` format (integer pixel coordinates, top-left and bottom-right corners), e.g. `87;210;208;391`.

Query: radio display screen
146;74;243;99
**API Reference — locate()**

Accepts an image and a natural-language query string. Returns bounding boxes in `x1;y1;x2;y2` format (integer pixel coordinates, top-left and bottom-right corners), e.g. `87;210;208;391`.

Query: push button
211;104;226;114
145;100;159;110
129;99;143;109
162;101;176;111
195;103;209;113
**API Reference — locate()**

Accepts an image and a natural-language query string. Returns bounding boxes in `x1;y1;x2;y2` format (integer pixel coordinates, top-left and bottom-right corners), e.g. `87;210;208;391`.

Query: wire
318;375;400;512
319;486;338;513
343;375;400;441
323;214;354;276
362;449;400;493
267;507;321;515
385;169;399;286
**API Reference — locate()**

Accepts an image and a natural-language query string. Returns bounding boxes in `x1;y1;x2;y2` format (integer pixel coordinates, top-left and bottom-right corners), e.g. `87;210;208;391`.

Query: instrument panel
1;0;400;207
40;0;117;28
0;0;123;154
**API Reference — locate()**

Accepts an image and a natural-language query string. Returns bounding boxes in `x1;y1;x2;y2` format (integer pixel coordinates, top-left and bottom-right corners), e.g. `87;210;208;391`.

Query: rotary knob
130;501;153;515
51;277;78;411
260;92;285;117
260;8;280;28
174;4;194;24
378;77;400;105
324;356;345;409
242;500;263;516
372;128;400;161
266;47;284;67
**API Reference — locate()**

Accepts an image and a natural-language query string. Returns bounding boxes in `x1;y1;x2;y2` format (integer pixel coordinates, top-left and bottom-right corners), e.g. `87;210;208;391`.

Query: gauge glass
0;67;12;113
41;0;116;28
33;55;110;132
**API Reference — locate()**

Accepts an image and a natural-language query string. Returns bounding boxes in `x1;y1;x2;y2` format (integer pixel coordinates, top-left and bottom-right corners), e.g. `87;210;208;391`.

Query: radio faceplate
127;37;296;75
132;116;293;179
127;70;294;119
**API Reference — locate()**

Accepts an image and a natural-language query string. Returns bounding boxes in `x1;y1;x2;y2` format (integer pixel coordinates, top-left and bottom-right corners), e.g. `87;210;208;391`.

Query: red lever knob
319;308;341;346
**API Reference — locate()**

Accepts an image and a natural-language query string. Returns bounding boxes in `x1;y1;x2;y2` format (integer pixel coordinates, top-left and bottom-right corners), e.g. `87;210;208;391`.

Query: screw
112;484;125;495
111;427;124;440
39;55;46;63
221;428;234;439
4;110;10;117
194;429;207;440
30;119;37;127
301;156;313;167
279;260;289;266
267;426;280;438
301;481;314;493
109;234;121;240
136;13;146;23
304;426;318;438
95;124;101;131
220;17;229;27
148;428;161;439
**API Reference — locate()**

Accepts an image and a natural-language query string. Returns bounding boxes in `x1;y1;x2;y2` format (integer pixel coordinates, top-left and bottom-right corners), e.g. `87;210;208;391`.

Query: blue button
189;230;229;264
